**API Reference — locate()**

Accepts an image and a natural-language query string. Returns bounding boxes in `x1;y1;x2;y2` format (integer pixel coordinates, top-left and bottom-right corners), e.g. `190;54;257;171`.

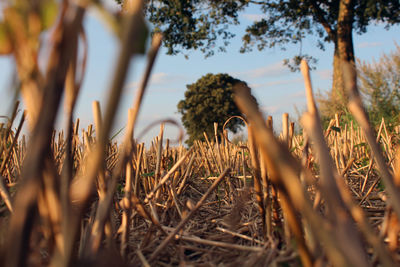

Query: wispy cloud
126;72;184;89
288;90;305;98
152;72;170;84
242;13;268;22
149;87;183;93
316;69;332;80
249;77;302;89
260;105;280;114
236;61;290;80
357;42;383;48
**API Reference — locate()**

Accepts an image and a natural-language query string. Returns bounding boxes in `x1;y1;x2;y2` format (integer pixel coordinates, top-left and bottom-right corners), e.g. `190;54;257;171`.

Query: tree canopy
143;1;399;57
177;73;250;146
142;0;400;116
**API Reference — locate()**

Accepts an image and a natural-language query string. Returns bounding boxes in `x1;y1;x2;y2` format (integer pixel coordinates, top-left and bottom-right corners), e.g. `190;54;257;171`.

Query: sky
1;1;400;145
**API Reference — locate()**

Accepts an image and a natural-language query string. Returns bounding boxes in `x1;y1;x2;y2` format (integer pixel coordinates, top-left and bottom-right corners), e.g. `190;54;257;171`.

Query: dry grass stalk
58;1;149;265
86;51;168;257
335;175;396;266
145;147;193;203
155;124;164;184
203;132;222;174
300;60;370;266
344;61;400;219
0;110;25;212
282;113;289;148
4;2;87;266
1;1;400;266
214;122;225;172
234;79;376;266
247;125;266;238
234;84;317;267
149;167;231;262
167;232;265;252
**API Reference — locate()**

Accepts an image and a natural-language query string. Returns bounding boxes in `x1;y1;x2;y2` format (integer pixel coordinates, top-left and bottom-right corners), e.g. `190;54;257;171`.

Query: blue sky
1;2;400;144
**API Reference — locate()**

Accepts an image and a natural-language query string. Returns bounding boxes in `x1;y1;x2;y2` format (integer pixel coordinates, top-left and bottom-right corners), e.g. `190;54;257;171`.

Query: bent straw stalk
0;110;25;212
234;82;369;267
67;1;148;264
300;60;370;266
149;168;231;262
343;61;400;220
247;125;267;239
5;3;87;267
1;0;400;266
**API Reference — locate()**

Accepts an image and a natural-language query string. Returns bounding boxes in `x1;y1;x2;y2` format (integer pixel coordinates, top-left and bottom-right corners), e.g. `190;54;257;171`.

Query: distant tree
139;0;400;117
358;43;400;128
178;73;251;146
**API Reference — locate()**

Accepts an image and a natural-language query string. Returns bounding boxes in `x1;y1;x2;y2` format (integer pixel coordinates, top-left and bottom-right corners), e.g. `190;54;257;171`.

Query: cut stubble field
1;1;400;267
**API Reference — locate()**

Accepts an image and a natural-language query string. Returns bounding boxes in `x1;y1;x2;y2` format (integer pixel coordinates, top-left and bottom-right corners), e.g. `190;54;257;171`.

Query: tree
178;73;250;145
358;43;400;128
141;0;399;116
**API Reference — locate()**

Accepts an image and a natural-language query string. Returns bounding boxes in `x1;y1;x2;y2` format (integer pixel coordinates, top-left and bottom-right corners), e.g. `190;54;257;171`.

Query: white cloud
125;80;139;89
248;82;262;88
268;78;303;87
251;62;288;78
236;61;290;80
316;69;332;80
126;72;182;89
242;13;268;22
261;105;280;114
288;90;305;98
249;77;303;89
149;72;169;85
357;42;383;48
149;87;183;93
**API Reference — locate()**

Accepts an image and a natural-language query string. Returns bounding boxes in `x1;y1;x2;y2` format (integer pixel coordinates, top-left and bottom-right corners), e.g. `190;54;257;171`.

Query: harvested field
1;100;399;266
1;1;400;266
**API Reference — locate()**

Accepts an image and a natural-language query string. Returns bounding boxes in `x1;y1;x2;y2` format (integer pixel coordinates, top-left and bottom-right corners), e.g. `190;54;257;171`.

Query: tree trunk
330;0;355;116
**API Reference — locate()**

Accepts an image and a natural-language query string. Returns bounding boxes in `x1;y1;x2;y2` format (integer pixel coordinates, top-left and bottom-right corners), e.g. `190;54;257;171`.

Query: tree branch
309;0;336;40
248;0;264;4
237;0;265;9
